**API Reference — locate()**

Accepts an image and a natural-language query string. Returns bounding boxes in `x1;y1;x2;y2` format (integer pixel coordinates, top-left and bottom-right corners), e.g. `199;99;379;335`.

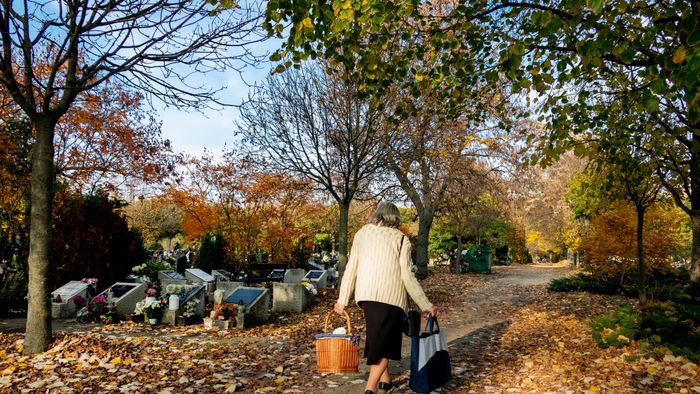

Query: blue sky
157;62;272;160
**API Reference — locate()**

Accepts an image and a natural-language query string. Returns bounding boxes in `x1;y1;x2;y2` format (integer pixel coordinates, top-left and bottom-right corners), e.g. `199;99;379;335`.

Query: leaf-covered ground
1;264;698;393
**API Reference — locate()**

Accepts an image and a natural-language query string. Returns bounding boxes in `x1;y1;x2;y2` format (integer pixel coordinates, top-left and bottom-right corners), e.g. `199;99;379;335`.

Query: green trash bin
466;245;492;273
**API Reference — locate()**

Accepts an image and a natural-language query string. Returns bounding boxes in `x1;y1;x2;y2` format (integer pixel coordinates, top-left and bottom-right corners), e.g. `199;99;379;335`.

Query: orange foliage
579;201;689;278
163;155;326;266
2;78;173;192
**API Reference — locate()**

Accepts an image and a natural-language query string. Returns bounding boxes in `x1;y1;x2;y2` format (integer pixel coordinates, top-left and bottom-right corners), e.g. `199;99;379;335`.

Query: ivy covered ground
0;264;698;393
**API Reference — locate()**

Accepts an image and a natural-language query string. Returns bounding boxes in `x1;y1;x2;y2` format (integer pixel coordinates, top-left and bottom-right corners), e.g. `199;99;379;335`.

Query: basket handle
324;309;353;336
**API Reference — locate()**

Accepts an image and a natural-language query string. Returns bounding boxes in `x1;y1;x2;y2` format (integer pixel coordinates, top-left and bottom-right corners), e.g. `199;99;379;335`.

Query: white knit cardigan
336;223;433;312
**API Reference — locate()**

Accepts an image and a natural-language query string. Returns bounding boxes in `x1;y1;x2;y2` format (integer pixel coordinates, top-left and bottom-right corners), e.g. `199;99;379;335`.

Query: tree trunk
415;208;434;279
24;117;56;354
690;134;700;282
335;201;350;282
692;212;700;282
636;204;648;305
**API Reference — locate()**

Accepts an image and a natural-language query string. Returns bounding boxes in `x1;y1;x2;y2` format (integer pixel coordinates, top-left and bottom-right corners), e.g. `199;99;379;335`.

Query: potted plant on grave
142;301;163;325
178;299;201;325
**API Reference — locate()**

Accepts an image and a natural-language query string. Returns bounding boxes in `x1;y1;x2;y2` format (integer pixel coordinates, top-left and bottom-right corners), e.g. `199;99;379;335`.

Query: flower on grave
80;278;98;285
131;263;147;273
72;294;87;306
182;299;199;317
165;284;193;295
301;281;317;295
144;281;160;298
142;301;162;316
92;295;107;307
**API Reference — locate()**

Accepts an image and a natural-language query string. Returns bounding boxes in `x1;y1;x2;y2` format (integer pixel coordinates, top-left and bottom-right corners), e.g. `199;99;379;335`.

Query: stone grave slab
211;269;233;281
158;270;188;288
223;286;269;328
161;283;206;325
304;270;328;289
51;281;90;318
272;282;315;313
215;280;244;295
97;282;146;317
283;268;306;283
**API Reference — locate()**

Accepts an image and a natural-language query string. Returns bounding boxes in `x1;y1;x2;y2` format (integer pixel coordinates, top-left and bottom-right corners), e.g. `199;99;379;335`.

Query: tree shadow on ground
388;320;512;393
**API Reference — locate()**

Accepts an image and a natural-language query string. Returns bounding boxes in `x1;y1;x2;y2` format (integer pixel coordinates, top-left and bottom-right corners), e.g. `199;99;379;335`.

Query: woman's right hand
428;305;439;318
334;303;345;315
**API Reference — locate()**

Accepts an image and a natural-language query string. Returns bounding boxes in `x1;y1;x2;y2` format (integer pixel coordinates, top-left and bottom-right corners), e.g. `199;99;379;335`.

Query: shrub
640;302;700;363
548;273;632;295
589;304;640;348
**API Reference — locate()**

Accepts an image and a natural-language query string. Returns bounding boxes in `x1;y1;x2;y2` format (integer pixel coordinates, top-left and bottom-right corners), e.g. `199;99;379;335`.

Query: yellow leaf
672;47;687;65
1;366;16;375
110;358;121;365
647;367;657;374
588;386;600;393
274;377;285;384
415;74;424;82
301;17;313;31
274;366;283;373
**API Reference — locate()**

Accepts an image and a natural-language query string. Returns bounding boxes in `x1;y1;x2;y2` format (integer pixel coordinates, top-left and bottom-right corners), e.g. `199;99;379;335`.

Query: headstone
51;281;90;318
185;268;215;288
185;268;216;299
283;269;306;283
304;270;328;289
223;286;269;329
97;282;147;317
272;282;315;313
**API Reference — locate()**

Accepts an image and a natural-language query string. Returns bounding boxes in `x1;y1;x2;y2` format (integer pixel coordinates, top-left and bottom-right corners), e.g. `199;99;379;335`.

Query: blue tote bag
409;315;452;393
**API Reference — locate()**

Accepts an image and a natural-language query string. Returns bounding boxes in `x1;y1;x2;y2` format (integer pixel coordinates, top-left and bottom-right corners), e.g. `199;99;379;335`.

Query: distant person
335;201;439;394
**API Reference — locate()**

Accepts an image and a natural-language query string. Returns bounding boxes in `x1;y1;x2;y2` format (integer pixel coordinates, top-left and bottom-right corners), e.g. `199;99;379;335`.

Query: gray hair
369;202;401;229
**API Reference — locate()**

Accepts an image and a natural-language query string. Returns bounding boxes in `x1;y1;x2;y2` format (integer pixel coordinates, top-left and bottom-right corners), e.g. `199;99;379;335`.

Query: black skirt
360;301;404;365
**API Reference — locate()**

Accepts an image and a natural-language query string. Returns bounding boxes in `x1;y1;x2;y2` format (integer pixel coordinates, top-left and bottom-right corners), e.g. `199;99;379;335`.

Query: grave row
51;267;331;329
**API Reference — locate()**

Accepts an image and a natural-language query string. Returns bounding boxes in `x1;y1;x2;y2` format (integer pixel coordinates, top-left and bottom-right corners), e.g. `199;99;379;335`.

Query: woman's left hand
428;305;439;318
334;303;345;315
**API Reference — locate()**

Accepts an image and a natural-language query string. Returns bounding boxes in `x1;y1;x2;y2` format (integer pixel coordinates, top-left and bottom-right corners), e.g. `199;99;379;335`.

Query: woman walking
334;202;439;394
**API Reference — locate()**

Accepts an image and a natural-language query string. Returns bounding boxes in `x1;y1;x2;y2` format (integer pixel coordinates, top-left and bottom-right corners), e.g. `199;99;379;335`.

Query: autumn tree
378;87;508;278
577;200;689;290
169;153;323;269
0;0;266;353
568;152;665;303
54;82;174;192
237;64;384;278
123;198;183;249
263;0;700;284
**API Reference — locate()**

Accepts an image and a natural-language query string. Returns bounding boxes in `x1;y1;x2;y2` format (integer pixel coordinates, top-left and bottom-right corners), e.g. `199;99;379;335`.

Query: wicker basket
316;310;360;373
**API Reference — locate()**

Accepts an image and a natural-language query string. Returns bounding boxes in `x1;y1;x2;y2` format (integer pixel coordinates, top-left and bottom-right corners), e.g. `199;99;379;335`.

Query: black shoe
378;381;393;391
364;391;375;394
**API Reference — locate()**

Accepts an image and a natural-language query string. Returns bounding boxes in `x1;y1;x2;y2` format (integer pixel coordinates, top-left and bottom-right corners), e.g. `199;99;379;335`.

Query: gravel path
319;262;574;394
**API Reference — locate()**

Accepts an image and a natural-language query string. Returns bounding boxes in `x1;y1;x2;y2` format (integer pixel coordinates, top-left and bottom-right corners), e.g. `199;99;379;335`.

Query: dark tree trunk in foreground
24;118;56;354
